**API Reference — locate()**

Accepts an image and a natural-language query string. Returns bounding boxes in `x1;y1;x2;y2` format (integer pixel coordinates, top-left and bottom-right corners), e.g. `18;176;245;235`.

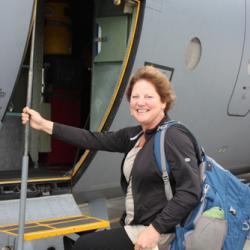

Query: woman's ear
162;102;166;111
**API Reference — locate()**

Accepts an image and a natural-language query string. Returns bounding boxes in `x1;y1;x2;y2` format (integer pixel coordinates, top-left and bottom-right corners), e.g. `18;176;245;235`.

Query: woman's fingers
22;106;29;114
21;113;29;124
134;244;141;250
21;106;31;124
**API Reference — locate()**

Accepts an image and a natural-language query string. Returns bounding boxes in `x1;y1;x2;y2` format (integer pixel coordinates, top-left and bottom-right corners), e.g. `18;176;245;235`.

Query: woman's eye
131;95;139;99
145;95;153;99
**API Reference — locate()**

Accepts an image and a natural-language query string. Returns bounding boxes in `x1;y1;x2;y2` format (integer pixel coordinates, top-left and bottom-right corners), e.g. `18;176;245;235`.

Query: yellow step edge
0;214;110;240
0;176;71;185
25;220;110;240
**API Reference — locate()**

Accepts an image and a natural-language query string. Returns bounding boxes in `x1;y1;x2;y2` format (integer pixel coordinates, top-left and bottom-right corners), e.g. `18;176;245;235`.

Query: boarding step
0;194;109;249
0;214;109;240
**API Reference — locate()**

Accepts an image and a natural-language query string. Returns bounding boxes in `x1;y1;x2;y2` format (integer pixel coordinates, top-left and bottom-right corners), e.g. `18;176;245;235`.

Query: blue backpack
154;120;250;250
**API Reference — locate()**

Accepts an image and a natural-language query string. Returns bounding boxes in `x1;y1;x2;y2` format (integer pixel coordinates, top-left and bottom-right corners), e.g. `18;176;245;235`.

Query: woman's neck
141;112;165;132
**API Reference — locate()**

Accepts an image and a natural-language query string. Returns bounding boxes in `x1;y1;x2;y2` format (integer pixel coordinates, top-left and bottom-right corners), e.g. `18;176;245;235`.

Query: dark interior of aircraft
39;0;93;170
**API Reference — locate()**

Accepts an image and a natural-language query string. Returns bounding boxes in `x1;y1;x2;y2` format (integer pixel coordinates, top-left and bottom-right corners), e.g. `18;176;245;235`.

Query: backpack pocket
184;215;227;250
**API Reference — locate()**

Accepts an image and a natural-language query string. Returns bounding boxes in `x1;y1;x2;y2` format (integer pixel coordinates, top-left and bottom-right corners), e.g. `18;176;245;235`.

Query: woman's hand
134;224;160;250
22;107;43;129
21;106;53;134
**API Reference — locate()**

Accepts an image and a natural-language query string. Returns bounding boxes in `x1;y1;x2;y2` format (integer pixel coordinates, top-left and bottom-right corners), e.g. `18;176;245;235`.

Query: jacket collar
129;115;171;141
144;115;171;135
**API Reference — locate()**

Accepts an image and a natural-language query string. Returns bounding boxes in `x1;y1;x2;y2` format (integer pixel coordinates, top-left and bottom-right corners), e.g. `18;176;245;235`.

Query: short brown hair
126;66;176;112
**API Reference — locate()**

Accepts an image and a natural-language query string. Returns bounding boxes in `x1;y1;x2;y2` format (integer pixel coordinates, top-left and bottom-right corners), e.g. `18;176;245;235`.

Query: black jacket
53;117;202;234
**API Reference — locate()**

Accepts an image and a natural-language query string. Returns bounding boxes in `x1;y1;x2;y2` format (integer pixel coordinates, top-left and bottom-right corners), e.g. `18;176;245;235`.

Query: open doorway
3;0;138;183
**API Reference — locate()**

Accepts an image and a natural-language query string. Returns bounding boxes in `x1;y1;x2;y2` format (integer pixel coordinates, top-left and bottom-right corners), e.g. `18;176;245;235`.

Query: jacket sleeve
151;126;202;234
52;122;130;153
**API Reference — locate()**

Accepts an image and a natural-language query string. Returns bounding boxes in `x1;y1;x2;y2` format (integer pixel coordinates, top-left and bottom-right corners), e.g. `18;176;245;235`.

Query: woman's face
130;79;166;131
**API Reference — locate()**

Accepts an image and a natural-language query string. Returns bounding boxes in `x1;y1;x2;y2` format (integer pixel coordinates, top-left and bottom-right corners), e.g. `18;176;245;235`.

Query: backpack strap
154;120;205;201
154;120;178;201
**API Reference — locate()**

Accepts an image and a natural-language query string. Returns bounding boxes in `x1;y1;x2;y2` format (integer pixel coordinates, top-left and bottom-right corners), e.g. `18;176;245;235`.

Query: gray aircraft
0;0;250;249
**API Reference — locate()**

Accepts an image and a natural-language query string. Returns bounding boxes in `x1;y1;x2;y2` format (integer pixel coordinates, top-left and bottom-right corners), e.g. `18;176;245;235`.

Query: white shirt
123;144;174;250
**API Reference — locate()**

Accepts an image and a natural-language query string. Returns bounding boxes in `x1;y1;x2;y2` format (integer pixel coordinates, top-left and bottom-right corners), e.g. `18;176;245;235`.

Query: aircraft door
90;16;128;130
228;1;250;116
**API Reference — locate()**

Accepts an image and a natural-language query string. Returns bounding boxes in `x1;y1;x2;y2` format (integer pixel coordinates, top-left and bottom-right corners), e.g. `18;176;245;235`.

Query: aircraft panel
132;0;249;169
0;0;34;123
228;0;250;116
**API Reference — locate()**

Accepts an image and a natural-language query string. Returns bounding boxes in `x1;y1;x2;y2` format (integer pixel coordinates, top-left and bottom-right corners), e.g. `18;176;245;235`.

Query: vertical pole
16;0;37;249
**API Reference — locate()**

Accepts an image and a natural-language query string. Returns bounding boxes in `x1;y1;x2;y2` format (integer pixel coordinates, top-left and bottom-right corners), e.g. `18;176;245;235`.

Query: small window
185;37;202;71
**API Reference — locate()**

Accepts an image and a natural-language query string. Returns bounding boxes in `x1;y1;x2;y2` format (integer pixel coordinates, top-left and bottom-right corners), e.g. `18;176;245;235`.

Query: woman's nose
137;98;146;105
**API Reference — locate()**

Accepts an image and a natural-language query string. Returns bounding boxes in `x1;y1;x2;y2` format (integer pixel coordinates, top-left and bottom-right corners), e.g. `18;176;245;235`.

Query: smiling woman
127;66;176;131
129;79;166;131
126;66;176;113
22;65;201;250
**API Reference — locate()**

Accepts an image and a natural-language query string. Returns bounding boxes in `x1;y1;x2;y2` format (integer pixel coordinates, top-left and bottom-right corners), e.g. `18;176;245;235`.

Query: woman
22;66;201;250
